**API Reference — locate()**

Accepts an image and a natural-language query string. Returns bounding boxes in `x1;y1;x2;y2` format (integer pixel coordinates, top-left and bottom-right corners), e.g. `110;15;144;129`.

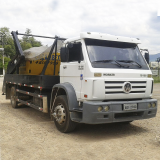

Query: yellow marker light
152;103;156;107
98;106;103;112
94;73;102;77
148;74;152;78
148;103;152;108
104;106;109;112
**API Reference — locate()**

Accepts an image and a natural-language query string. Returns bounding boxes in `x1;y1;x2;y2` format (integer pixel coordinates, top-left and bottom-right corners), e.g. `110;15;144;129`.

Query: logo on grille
123;82;132;93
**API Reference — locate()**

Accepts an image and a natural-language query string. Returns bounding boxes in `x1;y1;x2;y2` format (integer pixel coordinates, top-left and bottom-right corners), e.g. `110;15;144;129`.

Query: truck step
16;89;43;98
17;99;43;112
71;118;82;123
72;108;83;112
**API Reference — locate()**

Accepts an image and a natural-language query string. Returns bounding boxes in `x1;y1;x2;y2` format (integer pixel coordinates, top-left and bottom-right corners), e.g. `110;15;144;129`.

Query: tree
20;28;42;50
0;27;16;58
28;37;42;47
19;39;32;51
0;52;11;71
0;27;43;71
0;27;10;43
22;28;32;42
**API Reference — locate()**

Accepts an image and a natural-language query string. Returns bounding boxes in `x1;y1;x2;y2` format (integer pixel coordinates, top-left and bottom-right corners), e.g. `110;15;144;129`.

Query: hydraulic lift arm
7;31;66;75
7;31;25;74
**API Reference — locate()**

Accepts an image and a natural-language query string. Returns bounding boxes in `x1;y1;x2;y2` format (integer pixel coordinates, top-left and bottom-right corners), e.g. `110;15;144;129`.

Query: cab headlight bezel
98;106;103;112
152;102;156;108
104;106;110;112
148;103;152;108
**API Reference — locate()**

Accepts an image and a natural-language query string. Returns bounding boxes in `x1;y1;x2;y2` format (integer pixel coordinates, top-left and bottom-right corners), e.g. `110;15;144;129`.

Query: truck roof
64;32;141;44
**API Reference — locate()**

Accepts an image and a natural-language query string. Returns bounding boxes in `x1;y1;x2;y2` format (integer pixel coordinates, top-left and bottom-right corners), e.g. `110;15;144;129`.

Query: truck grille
114;111;144;119
105;81;146;94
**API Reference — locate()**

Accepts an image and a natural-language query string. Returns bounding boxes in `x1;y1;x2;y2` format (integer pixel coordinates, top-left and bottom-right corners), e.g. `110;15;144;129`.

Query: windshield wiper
92;60;128;68
117;60;142;68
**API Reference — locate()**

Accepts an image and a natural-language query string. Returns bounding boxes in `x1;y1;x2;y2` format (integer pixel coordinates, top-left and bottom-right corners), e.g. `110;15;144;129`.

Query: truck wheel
52;95;77;133
10;86;18;108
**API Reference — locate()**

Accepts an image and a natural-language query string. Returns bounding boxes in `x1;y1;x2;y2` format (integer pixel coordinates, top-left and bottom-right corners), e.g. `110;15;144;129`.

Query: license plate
123;104;137;111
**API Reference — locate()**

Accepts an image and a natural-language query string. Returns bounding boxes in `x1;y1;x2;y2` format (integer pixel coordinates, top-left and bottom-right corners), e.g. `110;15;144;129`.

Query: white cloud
0;0;160;54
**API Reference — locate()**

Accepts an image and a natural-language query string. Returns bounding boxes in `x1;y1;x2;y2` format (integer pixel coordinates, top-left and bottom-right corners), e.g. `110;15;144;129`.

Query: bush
153;76;160;83
0;54;11;71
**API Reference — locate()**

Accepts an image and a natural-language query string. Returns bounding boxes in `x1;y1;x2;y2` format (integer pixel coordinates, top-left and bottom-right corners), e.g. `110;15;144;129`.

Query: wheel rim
53;104;66;125
11;89;17;106
11;95;16;106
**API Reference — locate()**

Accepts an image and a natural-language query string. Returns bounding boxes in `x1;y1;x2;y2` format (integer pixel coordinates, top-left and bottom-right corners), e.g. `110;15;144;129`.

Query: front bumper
71;99;157;124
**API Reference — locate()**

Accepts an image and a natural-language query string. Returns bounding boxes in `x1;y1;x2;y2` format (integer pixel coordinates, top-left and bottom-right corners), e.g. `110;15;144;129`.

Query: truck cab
51;32;157;129
60;32;152;100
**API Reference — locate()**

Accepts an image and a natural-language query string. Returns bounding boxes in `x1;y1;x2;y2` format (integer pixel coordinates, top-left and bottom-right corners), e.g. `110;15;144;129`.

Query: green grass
153;76;160;83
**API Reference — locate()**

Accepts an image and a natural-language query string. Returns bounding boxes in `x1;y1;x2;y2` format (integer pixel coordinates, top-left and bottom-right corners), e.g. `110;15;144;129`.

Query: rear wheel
52;95;77;133
10;86;18;108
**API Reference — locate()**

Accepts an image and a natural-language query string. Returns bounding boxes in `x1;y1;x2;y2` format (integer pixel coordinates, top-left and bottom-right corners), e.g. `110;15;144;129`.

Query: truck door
60;42;84;100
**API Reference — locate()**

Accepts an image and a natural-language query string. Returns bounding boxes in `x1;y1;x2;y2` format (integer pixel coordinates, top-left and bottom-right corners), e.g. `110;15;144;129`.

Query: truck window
68;43;83;62
85;38;149;70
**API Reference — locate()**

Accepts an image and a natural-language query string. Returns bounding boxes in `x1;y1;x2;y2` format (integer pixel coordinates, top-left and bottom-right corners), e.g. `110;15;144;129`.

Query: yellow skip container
19;40;63;75
19;53;61;75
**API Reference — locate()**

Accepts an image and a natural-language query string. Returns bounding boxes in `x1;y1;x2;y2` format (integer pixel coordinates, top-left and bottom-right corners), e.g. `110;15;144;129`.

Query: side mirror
60;47;68;62
144;52;149;64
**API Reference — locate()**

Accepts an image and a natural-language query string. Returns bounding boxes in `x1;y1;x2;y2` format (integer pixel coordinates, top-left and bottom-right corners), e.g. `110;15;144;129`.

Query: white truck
149;62;160;76
150;62;159;69
3;31;157;133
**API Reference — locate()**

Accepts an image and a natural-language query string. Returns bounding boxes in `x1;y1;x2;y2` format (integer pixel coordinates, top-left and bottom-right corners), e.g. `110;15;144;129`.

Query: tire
10;86;18;108
52;95;77;133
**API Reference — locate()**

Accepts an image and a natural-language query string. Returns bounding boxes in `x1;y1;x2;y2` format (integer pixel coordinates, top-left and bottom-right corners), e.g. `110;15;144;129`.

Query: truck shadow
4;104;149;141
71;123;148;141
4;105;51;122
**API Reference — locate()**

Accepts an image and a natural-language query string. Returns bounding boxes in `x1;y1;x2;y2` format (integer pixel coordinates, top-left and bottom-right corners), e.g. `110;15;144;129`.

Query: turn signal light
94;73;102;77
148;74;152;78
84;94;88;98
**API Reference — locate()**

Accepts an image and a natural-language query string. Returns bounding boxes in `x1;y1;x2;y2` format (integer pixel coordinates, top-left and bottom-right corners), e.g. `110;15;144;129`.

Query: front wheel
52;95;77;133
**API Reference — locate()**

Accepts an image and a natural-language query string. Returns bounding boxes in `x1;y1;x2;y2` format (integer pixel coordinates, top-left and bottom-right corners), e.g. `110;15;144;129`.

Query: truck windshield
85;38;149;70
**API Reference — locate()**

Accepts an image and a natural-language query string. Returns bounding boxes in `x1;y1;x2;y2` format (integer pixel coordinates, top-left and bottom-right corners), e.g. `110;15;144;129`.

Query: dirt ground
0;77;160;160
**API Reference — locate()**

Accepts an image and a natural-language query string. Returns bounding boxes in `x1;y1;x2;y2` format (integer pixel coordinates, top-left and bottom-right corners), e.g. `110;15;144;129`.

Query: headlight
152;103;156;108
148;103;152;108
98;106;103;112
104;106;109;112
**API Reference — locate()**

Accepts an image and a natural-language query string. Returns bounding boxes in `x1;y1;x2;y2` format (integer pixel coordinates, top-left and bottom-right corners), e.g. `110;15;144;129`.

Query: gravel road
0;77;160;160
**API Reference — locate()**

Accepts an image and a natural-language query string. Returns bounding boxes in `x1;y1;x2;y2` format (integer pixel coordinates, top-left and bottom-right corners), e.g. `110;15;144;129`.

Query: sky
0;0;160;54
